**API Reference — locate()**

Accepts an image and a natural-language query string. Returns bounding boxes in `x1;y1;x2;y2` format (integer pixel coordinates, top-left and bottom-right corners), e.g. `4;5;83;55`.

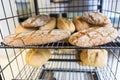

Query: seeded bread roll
73;16;89;31
26;49;51;67
21;14;50;28
57;17;75;33
15;25;38;33
76;49;108;67
69;26;118;47
39;17;56;30
81;12;111;26
3;29;71;46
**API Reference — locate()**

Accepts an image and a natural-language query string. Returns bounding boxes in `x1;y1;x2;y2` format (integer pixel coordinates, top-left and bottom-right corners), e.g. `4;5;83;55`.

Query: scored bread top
69;26;118;47
57;17;75;33
3;29;71;46
21;14;50;27
81;12;110;26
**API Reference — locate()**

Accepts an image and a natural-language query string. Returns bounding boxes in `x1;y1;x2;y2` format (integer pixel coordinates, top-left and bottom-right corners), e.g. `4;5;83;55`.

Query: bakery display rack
0;0;120;80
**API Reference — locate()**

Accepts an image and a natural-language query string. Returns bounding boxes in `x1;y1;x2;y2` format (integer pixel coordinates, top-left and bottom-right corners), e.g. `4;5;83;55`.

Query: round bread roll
73;16;89;31
39;17;56;30
15;25;38;33
81;12;110;26
25;49;51;67
76;49;108;67
21;14;50;28
57;17;75;33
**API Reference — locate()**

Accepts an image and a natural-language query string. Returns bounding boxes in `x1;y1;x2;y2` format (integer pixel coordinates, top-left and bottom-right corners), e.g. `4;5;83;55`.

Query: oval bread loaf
73;16;89;31
69;26;118;47
15;25;38;33
26;49;51;67
76;49;108;67
81;12;110;26
3;29;71;46
39;17;56;30
57;17;75;33
21;14;50;27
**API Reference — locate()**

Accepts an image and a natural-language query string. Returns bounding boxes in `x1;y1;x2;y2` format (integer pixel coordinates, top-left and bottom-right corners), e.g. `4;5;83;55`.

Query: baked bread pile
69;12;118;47
2;12;117;68
3;12;118;47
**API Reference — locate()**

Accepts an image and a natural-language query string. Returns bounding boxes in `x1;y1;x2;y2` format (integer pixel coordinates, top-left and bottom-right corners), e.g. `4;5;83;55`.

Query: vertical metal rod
34;0;39;15
0;75;2;80
99;0;103;12
0;66;5;80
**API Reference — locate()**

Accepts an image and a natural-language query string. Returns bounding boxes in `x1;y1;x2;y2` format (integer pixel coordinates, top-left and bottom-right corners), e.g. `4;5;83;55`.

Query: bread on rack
76;49;108;67
15;25;38;33
73;16;89;31
25;49;51;67
69;26;118;47
3;29;71;46
57;17;75;33
39;17;56;30
81;12;111;26
21;14;50;28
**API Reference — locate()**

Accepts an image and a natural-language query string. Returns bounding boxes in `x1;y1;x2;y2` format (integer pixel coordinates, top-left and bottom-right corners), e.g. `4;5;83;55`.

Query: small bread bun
57;17;75;33
15;25;38;33
39;17;56;30
25;49;51;67
73;16;89;31
76;49;108;67
81;12;110;26
21;14;50;28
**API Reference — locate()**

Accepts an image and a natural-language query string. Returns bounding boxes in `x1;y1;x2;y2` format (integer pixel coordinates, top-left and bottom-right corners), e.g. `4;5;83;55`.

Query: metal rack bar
1;41;120;49
34;0;39;15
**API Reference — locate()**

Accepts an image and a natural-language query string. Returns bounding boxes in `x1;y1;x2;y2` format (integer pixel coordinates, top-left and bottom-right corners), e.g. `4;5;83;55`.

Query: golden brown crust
69;26;118;47
21;14;50;27
39;17;56;30
57;17;75;33
3;29;71;46
76;49;108;67
15;25;38;33
81;12;110;26
73;16;89;31
25;49;51;67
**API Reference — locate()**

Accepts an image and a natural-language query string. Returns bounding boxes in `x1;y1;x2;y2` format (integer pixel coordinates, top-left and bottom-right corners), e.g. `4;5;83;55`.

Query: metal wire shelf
1;40;120;49
12;49;120;80
0;0;120;80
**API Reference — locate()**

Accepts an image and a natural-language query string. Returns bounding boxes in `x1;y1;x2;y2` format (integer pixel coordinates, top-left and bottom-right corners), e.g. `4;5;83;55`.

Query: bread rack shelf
14;53;99;80
1;39;120;49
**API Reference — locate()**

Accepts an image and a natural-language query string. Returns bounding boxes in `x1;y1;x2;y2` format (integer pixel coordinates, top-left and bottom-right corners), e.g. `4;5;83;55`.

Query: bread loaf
76;49;108;67
39;17;56;30
3;29;71;46
73;16;89;31
15;25;38;33
21;14;50;27
57;17;75;33
69;26;118;47
81;12;110;26
25;49;51;67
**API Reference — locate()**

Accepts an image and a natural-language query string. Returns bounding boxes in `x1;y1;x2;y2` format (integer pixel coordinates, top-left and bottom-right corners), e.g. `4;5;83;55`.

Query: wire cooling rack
1;40;120;49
